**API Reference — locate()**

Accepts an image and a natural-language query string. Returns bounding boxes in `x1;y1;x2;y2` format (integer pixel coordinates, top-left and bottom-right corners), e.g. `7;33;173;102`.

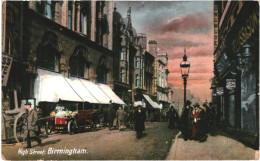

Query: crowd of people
178;100;217;142
20;98;217;148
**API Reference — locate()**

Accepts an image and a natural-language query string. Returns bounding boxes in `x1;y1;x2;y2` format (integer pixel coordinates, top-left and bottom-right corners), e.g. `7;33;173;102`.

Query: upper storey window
36;0;55;20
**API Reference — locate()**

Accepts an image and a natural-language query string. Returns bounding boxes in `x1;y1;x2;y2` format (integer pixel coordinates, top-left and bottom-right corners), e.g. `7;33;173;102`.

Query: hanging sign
216;87;224;96
226;79;236;90
2;54;13;87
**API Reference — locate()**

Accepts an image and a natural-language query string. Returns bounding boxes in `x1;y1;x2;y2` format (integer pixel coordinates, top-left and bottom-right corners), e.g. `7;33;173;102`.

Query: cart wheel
68;120;75;135
45;122;52;135
14;112;25;143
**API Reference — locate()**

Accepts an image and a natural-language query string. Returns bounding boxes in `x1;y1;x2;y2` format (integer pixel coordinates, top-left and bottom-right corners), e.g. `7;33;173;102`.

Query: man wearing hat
22;102;41;148
180;100;193;141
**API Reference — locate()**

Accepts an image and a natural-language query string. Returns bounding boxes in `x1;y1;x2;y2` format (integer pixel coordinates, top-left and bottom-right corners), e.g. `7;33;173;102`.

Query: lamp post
180;49;190;108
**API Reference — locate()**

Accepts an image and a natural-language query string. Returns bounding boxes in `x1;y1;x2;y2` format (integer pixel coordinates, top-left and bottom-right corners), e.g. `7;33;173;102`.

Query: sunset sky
117;1;214;101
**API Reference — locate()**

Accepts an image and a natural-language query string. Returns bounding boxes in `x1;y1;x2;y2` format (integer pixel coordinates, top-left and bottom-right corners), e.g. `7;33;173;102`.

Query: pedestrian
196;104;208;142
107;102;115;130
168;106;178;129
191;103;200;140
128;105;135;130
179;100;193;141
116;106;125;130
22;102;41;148
134;105;146;138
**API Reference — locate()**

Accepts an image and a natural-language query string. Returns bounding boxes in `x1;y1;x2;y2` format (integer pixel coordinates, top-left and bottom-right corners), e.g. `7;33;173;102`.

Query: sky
117;1;214;102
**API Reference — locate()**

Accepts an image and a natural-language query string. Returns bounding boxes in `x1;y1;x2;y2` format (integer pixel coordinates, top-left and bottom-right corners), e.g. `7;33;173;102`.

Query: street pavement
1;122;179;160
166;130;259;160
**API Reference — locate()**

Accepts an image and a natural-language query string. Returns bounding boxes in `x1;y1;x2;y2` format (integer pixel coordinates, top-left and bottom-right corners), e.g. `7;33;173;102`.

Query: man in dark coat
134;105;146;138
168;106;179;129
22;102;41;148
107;102;115;130
180;100;193;141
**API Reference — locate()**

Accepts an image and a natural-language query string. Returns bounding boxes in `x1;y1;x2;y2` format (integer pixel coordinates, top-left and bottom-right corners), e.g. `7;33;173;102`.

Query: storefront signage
154;58;157;93
2;54;13;87
232;9;258;53
216;87;224;96
226;79;236;90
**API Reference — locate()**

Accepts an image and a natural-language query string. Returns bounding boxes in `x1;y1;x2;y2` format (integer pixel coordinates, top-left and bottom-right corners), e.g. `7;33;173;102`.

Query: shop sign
226;79;236;90
216;87;224;96
2;54;13;87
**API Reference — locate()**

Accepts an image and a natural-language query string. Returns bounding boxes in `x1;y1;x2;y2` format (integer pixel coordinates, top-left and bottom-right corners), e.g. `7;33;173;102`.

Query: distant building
148;40;170;110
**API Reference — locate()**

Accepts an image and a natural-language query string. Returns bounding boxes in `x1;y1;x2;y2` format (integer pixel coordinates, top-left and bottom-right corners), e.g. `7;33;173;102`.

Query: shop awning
64;77;99;104
134;101;146;107
98;84;125;105
34;69;83;103
79;79;111;104
143;94;160;108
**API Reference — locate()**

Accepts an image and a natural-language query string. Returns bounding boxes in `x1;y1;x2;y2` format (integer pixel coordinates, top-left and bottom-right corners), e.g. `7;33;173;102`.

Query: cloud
116;1;214;101
160;12;212;34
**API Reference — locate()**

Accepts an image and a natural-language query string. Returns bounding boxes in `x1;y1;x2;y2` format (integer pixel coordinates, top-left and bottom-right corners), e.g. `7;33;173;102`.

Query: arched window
96;56;108;84
69;46;89;78
37;31;62;71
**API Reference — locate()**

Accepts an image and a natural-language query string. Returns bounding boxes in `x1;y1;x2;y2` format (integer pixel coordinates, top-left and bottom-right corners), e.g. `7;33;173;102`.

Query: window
37;32;61;71
135;74;139;88
80;10;87;35
68;2;72;30
120;48;125;61
120;67;125;83
161;77;164;87
161;77;164;88
36;0;55;20
96;56;108;84
46;0;53;19
135;57;140;68
69;46;88;78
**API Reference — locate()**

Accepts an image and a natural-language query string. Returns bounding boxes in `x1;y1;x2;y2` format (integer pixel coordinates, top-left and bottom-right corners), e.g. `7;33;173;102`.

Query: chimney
148;40;157;57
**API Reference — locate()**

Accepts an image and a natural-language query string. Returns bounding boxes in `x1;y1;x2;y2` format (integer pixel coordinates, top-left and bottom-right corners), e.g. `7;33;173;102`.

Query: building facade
157;52;170;109
147;40;170;109
2;1;116;112
211;1;259;148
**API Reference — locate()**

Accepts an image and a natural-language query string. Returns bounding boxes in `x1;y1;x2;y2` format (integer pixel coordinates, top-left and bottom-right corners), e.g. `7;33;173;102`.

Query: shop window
228;91;235;128
69;46;89;78
241;61;257;132
37;32;61;71
96;56;108;84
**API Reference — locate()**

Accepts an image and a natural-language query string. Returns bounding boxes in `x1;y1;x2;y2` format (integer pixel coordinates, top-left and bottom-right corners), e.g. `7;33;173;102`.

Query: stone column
61;1;68;27
2;1;6;52
91;1;96;41
107;1;113;50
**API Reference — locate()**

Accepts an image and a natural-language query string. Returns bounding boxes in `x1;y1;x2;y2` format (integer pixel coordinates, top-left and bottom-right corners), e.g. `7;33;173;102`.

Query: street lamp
180;49;190;108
